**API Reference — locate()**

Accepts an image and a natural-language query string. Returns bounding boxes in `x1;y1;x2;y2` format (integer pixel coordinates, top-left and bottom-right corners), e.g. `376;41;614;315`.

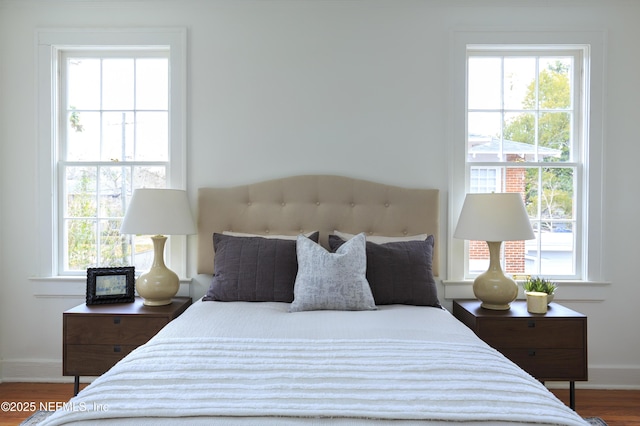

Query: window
449;30;605;286
60;52;169;274
466;49;582;279
36;29;186;278
470;167;500;194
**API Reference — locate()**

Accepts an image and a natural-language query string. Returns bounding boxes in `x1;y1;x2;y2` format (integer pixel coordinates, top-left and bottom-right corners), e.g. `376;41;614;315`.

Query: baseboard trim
0;359;94;384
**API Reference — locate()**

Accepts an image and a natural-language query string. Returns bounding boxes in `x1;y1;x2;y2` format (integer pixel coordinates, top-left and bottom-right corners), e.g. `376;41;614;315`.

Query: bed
42;175;588;426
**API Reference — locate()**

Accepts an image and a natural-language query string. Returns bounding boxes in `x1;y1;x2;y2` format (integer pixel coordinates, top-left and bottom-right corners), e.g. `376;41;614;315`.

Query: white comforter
42;300;587;426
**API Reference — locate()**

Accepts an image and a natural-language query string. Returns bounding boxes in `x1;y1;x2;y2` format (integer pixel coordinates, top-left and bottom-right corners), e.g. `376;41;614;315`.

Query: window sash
463;47;584;281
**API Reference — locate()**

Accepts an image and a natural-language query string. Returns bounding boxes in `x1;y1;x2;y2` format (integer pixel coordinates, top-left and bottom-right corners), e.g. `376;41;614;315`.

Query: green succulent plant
522;276;557;295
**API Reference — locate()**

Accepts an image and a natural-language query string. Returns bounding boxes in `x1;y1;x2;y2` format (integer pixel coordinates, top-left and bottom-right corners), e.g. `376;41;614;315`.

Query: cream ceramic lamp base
136;235;179;306
473;241;518;310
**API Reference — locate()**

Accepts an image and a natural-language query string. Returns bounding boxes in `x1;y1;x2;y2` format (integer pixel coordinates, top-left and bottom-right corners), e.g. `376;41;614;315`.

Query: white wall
1;0;638;388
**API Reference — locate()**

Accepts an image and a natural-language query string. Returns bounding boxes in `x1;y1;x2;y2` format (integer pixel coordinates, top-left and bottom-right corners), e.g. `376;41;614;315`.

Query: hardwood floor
551;388;640;426
0;383;87;426
1;383;639;425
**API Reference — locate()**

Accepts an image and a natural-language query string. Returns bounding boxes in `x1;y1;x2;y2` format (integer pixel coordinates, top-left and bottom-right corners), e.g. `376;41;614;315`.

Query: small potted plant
523;276;557;304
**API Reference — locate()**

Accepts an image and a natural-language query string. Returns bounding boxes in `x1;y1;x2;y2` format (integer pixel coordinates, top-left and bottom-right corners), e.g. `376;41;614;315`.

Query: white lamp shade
120;188;196;236
454;193;534;242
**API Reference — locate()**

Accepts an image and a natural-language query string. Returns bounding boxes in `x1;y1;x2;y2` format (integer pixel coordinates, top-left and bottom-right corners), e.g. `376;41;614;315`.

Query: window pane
67;58;100;110
539;111;571;161
136;58;169;110
65;167;97;217
100;219;129;267
540;167;574;220
538;57;572;110
65;219;97;270
468;57;502;110
503;112;535;162
101;111;134;161
99;166;130;218
133;166;166;190
136;112;168;160
468;111;501;139
539;222;575;276
468;113;502;162
503;57;536;110
102;58;134;110
66;111;100;161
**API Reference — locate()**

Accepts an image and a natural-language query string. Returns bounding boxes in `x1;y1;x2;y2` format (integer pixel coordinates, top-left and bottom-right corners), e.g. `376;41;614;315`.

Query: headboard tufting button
384;203;390;207
350;203;355;208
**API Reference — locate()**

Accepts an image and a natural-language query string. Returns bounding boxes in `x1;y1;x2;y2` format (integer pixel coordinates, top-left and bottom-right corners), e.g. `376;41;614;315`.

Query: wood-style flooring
0;382;639;425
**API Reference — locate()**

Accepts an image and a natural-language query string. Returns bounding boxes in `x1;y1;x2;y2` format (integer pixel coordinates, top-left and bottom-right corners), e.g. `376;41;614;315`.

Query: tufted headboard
197;175;439;276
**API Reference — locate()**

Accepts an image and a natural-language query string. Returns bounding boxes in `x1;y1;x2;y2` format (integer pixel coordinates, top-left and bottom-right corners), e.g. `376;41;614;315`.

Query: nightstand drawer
64;344;138;376
478;318;585;349
500;348;587;380
64;316;169;345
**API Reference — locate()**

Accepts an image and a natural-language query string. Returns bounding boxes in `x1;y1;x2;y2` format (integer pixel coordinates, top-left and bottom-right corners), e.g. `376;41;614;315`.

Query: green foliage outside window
502;61;574;230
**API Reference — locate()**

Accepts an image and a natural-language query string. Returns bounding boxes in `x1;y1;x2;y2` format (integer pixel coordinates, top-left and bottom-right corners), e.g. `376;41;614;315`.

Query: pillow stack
203;231;440;311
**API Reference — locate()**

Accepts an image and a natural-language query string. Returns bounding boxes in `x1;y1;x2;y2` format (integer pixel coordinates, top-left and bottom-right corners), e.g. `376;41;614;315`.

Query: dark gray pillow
329;234;441;308
203;232;319;302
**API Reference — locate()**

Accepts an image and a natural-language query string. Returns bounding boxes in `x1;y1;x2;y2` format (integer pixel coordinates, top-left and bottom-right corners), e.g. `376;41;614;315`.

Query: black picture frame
86;267;135;305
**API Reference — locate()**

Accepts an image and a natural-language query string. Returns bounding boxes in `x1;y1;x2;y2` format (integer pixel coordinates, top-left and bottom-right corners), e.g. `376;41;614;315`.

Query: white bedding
42;300;587;425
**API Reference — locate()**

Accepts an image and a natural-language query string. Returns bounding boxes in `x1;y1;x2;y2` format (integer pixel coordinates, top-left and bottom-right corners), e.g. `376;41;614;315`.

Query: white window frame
35;28;187;281
447;29;607;296
467;47;583;280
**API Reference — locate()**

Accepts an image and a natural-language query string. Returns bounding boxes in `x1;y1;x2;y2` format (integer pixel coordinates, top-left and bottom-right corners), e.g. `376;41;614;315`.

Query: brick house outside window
467;135;561;275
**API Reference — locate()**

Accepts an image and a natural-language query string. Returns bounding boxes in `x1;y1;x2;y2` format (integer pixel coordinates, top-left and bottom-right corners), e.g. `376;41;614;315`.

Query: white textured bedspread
42;301;587;426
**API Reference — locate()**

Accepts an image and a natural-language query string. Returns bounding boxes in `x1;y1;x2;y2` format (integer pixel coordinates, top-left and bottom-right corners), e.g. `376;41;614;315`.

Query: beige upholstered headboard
197;175;439;276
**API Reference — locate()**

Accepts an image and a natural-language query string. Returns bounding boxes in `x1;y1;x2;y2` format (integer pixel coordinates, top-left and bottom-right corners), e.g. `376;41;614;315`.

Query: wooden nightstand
452;299;587;410
63;297;191;395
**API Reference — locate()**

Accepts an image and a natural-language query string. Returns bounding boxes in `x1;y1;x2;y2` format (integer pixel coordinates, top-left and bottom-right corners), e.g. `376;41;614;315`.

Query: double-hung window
449;30;605;286
467;49;582;278
60;51;169;274
36;29;186;279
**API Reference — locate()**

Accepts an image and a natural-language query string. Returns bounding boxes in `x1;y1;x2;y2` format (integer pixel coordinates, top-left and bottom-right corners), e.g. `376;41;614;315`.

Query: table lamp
454;193;535;310
120;188;196;306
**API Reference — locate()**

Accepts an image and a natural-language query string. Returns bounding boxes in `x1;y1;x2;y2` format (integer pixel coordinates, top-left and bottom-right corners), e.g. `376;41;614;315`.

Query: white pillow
333;230;430;244
289;233;376;312
223;231;316;240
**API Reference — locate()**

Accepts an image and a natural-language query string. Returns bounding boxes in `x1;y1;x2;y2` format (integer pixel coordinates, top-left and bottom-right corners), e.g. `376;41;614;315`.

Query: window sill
441;279;610;302
29;276;192;298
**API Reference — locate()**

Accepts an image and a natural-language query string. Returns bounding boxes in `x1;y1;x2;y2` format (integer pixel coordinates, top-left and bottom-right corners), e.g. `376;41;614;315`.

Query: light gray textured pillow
289;233;376;312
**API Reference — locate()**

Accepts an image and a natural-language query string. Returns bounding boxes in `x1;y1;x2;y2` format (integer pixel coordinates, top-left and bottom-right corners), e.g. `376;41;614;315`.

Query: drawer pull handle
528;320;536;328
528;350;536;356
113;346;121;353
113;317;121;325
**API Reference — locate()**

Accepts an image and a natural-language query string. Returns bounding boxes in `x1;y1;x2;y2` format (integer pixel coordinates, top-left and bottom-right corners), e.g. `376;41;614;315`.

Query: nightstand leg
74;376;80;396
569;381;575;410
